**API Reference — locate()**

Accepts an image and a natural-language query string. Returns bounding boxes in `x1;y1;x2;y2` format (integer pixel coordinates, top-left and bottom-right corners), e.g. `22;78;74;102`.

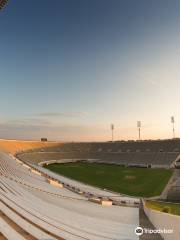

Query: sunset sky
0;0;180;141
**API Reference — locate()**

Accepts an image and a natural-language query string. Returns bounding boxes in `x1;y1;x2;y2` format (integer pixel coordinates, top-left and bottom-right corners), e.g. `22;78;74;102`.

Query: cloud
138;72;164;90
2;118;51;127
0;121;107;141
146;79;163;89
38;111;88;118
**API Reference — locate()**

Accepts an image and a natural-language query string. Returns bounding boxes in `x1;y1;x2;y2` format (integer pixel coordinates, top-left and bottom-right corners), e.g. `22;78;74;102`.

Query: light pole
137;121;141;140
171;116;175;139
111;124;114;142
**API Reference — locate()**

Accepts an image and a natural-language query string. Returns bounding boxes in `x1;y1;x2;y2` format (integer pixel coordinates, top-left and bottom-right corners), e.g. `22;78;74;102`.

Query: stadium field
146;200;180;216
45;162;172;197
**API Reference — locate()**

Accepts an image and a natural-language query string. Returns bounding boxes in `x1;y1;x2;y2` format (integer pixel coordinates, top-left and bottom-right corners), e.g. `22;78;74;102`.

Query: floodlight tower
171;116;175;139
137;121;141;140
111;124;114;142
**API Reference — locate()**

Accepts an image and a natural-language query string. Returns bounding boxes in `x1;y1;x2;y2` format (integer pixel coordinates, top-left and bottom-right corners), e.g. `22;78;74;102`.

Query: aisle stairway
139;202;163;240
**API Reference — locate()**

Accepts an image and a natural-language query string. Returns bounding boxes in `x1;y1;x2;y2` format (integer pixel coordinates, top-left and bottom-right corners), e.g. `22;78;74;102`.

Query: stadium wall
143;201;180;240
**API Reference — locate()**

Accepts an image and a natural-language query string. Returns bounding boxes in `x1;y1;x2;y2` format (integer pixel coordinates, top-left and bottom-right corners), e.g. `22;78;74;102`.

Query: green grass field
45;162;172;197
146;200;180;216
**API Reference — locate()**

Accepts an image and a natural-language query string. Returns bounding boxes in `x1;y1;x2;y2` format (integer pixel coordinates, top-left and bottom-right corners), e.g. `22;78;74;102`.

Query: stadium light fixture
137;121;141;140
111;124;114;142
0;0;8;10
171;116;175;139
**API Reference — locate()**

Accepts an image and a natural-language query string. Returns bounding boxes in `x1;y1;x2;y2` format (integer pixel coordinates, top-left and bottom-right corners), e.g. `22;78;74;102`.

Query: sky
0;0;180;141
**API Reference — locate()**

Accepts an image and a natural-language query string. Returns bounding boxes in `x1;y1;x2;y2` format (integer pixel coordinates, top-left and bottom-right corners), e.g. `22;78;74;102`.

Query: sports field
45;162;172;197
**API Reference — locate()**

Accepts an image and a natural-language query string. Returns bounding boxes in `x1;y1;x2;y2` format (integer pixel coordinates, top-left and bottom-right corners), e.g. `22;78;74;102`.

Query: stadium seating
1;139;180;239
17;139;180;168
0;146;139;240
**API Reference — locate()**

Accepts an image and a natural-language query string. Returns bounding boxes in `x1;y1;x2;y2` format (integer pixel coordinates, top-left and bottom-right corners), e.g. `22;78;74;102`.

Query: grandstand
0;140;139;240
1;139;180;239
17;139;180;168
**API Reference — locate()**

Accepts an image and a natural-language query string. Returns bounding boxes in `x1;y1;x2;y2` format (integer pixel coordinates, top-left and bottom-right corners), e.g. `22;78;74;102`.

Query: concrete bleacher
17;139;180;168
0;216;25;240
0;141;139;240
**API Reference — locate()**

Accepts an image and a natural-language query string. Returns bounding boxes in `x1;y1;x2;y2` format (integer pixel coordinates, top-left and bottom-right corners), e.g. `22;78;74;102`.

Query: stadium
0;138;180;239
1;0;180;239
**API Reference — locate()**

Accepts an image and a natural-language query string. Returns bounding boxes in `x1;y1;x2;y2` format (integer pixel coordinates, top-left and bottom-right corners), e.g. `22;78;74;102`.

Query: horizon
0;136;179;143
0;0;180;141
